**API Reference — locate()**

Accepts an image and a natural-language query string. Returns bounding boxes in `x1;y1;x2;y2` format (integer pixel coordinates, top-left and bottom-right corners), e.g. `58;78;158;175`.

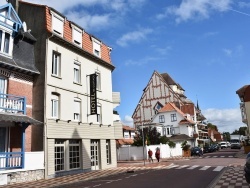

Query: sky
4;0;250;133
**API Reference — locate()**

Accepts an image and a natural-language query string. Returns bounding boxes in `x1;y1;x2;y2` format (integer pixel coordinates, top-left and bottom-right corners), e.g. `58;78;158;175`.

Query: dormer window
72;24;83;47
0;28;13;57
154;102;163;114
92;37;101;57
51;11;64;36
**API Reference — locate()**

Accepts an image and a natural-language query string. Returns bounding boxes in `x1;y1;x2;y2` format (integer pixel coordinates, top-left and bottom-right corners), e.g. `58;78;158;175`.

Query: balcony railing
0;93;26;114
0;152;23;170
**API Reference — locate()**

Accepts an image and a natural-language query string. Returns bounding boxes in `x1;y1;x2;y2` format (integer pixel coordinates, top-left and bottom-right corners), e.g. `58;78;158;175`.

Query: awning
0;112;43;126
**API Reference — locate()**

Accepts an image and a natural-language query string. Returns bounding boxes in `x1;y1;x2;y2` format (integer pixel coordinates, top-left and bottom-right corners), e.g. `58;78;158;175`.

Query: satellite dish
23;21;27;32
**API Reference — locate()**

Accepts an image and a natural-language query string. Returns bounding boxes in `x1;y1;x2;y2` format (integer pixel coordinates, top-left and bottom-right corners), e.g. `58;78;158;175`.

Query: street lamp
139;102;145;166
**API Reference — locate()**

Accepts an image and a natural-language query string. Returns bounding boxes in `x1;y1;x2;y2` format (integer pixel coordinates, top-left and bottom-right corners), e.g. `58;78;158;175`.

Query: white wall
117;143;183;161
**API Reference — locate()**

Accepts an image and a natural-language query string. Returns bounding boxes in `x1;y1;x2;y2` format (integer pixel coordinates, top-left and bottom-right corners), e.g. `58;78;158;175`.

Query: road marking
220;156;225;158
199;166;211;170
166;165;179;169
229;156;233;158
93;184;102;187
187;165;199;169
205;156;210;158
212;156;217;158
176;165;189;169
213;166;224;171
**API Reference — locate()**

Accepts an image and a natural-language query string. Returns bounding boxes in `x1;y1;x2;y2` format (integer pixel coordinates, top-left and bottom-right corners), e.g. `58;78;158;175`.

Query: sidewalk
209;148;248;188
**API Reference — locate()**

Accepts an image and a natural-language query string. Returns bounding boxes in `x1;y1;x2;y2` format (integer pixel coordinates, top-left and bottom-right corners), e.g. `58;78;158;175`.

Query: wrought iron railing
0;152;23;169
0;93;26;114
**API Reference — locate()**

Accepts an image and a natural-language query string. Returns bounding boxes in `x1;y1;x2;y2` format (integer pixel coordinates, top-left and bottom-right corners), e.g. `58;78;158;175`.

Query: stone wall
8;169;44;184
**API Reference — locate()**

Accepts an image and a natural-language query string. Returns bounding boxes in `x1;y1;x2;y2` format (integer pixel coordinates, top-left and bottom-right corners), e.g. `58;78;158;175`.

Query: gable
0;3;22;32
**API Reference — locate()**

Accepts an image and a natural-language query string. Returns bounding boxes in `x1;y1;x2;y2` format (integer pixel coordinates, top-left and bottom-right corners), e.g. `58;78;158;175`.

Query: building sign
90;73;97;115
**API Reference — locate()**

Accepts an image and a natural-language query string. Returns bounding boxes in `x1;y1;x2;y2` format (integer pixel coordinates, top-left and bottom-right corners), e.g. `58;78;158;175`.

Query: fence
117;142;183;161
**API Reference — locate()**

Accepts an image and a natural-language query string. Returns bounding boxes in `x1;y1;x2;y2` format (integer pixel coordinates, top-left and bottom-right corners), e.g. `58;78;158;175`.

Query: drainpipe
43;33;53;179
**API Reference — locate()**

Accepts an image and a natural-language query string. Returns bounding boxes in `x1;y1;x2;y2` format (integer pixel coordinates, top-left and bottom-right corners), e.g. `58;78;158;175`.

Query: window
52;51;61;76
69;140;80;169
154;102;163;114
92;37;101;57
73;98;81;121
51;93;59;118
159;115;165;123
0;29;13;56
55;140;65;172
72;25;82;46
51;11;64;36
97;104;101;123
96;72;101;90
171;114;177;122
0;77;7;111
55;139;81;172
74;63;81;83
106;140;111;164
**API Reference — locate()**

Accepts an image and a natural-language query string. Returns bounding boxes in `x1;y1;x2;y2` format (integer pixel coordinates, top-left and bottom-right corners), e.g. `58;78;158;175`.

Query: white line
199;166;211;170
229;156;233;158
212;156;217;158
220;156;225;158
205;156;210;158
187;165;199;170
166;165;179;169
176;165;189;169
93;184;102;187
213;166;224;172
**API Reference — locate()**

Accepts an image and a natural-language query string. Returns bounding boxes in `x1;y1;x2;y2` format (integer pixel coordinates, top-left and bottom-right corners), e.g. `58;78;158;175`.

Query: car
230;140;242;149
226;142;231;148
191;147;202;156
211;144;220;151
220;142;227;149
203;146;214;153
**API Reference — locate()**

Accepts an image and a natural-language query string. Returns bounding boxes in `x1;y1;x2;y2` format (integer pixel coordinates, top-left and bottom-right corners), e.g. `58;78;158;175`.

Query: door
90;140;100;170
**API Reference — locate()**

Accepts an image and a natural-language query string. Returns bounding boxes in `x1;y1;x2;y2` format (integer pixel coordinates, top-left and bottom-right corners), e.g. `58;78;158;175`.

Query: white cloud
223;48;232;56
116;28;153;47
124;56;163;66
202;108;246;133
157;0;232;23
122;115;134;126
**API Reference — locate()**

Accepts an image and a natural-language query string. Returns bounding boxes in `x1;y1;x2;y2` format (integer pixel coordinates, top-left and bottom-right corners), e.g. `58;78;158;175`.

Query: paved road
55;165;222;188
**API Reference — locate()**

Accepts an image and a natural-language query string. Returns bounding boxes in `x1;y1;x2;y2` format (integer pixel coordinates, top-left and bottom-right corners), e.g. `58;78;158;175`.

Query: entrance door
90;140;99;170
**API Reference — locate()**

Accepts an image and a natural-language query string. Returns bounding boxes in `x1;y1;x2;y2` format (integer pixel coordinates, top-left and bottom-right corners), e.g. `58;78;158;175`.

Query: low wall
117;143;183;161
0;152;44;185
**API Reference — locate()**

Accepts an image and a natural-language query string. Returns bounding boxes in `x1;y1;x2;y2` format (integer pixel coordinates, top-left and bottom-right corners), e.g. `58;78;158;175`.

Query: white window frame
51;11;64;36
51;93;59;118
159;115;165;123
55;139;81;172
0;26;13;57
95;71;101;91
92;37;101;57
69;140;81;169
52;51;61;77
73;98;81;121
171;113;177;122
106;140;111;165
73;62;81;84
97;104;101;123
72;24;83;47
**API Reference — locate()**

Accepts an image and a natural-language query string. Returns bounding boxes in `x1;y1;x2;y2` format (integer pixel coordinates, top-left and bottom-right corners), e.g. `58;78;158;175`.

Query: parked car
226;142;231;148
191;147;202;156
220;142;227;149
211;144;220;151
203;146;214;153
230;140;242;149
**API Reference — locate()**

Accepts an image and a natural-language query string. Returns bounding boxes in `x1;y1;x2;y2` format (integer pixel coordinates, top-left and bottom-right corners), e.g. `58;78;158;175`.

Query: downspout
44;33;53;179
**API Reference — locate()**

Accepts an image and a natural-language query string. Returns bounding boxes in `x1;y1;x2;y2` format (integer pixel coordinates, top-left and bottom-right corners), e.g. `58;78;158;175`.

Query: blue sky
5;0;250;133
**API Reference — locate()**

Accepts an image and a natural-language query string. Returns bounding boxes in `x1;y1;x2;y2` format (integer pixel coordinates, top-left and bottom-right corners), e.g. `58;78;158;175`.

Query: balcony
0;93;26;114
0;152;23;170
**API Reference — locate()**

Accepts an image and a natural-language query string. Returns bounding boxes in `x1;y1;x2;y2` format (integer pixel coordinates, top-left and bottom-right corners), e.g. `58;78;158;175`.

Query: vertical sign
90;74;97;115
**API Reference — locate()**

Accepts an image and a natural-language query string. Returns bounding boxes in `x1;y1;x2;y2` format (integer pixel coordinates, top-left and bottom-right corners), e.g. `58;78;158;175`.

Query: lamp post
139;102;145;166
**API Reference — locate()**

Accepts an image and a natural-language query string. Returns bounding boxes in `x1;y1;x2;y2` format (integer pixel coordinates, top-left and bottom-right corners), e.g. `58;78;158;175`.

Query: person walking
148;149;153;163
155;148;160;162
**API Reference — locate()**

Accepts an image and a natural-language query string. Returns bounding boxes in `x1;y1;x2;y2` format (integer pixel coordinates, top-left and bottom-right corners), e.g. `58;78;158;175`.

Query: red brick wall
7;79;33;152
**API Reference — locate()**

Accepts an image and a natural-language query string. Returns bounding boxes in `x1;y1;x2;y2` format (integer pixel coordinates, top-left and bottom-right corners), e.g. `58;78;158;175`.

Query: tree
167;140;176;157
207;123;218;131
132;126;161;146
222;132;230;141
